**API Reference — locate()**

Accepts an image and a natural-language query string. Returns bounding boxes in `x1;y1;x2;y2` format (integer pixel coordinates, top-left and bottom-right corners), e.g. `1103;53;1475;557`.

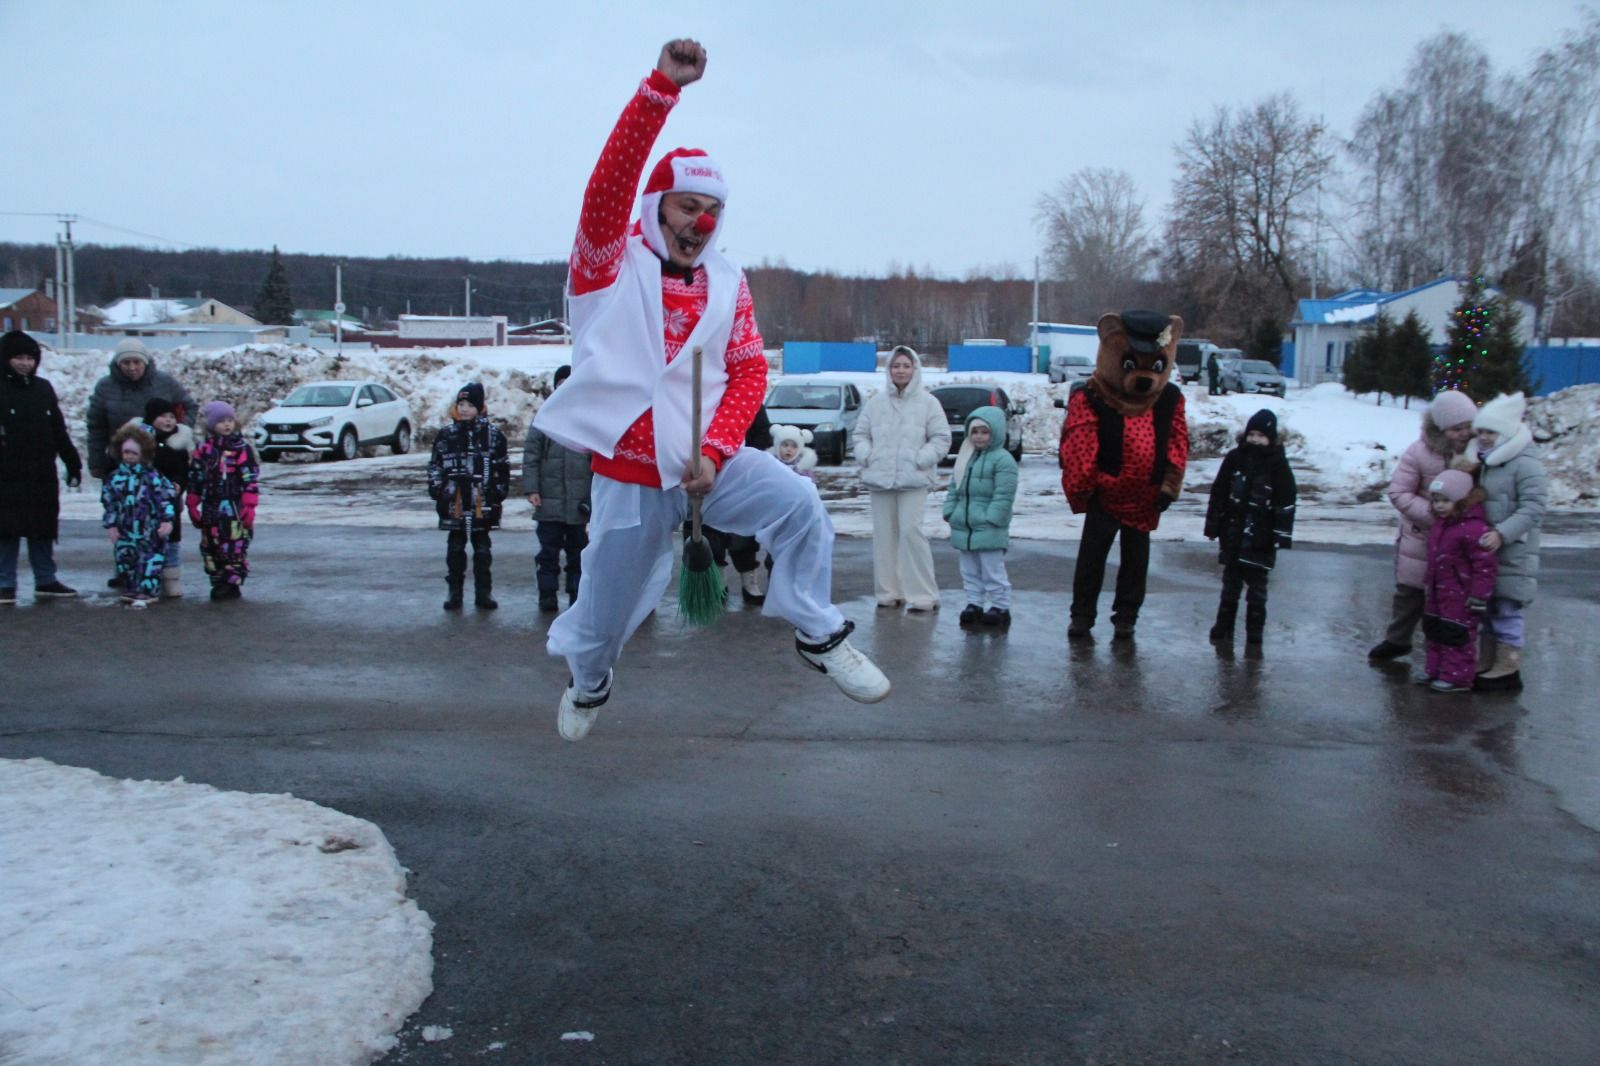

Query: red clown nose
693;212;718;235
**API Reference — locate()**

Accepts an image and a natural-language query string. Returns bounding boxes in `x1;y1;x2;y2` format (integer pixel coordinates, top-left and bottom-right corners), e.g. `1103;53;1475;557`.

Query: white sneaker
795;621;891;703
557;671;613;742
740;569;766;603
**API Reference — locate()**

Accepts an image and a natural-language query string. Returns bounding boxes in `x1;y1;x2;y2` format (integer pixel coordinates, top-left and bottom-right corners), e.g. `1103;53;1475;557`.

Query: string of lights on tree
1437;275;1491;395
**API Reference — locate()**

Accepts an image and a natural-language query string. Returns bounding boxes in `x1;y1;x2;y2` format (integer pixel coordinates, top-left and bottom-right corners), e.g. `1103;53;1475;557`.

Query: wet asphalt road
4;521;1600;1065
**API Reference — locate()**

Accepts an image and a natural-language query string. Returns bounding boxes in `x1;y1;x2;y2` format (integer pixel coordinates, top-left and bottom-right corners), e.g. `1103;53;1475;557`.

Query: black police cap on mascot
1117;309;1173;354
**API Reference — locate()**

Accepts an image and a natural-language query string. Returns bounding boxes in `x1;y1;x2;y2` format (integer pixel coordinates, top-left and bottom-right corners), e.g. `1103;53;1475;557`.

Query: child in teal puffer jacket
943;405;1019;629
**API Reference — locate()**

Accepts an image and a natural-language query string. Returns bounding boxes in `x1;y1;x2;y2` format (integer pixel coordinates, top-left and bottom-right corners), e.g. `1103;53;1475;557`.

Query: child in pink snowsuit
1417;469;1498;693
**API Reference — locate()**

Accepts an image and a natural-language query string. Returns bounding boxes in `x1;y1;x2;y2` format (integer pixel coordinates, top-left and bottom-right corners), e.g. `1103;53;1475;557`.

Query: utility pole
1031;255;1041;373
59;215;78;350
54;237;65;351
464;276;473;318
335;263;344;359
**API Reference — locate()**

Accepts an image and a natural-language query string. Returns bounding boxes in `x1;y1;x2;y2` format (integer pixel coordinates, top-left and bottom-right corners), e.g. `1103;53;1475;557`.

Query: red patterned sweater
570;69;767;488
1058;384;1189;533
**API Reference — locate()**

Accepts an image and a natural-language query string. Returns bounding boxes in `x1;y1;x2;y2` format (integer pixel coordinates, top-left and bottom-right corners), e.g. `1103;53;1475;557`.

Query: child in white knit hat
767;425;818;479
1469;392;1548;692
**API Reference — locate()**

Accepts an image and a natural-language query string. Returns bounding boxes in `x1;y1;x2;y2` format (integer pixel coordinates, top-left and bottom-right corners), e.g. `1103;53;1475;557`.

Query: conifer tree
1344;309;1390;400
1387;309;1434;409
1439;274;1491;395
252;246;296;325
1247;316;1284;367
1471;295;1536;399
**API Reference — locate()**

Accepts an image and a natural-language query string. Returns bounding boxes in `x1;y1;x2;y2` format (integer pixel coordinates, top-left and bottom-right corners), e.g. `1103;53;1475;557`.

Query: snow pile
1528;384;1600;505
0;758;434;1066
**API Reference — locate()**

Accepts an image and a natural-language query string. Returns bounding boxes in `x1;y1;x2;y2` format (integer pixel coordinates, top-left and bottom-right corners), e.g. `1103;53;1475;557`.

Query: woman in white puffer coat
853;345;951;610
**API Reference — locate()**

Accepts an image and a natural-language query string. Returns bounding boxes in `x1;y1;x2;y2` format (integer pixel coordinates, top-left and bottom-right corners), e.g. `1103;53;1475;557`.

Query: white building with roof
1290;278;1535;386
92;296;261;332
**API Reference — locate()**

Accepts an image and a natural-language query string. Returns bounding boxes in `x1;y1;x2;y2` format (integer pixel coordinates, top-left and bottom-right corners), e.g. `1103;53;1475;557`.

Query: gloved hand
1155;492;1175;513
1467;597;1489;616
186;493;203;528
240;501;256;530
65;471;82;489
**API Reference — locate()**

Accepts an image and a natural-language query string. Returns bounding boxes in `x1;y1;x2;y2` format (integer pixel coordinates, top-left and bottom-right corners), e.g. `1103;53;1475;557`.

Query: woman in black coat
0;331;83;601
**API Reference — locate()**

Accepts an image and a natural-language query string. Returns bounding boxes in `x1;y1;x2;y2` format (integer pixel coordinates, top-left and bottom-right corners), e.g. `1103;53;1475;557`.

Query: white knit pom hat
1472;392;1526;437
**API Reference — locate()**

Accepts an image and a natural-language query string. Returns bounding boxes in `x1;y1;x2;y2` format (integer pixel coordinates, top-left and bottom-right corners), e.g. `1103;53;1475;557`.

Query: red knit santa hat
639;148;728;265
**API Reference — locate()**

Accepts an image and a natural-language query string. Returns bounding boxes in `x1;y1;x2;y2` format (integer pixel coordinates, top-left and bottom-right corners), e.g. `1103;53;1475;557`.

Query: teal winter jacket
942;406;1018;552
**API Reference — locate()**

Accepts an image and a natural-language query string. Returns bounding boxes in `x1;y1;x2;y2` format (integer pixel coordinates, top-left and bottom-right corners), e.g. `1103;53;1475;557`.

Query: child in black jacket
429;382;511;610
1204;409;1297;646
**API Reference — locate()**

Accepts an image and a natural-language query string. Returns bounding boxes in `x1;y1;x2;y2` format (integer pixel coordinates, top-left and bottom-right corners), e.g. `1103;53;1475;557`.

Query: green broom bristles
677;536;727;626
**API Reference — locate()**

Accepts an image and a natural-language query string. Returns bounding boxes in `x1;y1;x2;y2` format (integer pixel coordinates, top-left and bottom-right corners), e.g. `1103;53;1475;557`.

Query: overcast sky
2;0;1588;279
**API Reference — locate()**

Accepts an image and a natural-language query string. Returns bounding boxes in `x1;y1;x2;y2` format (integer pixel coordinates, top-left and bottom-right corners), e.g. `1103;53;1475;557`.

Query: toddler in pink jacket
1417;470;1498;693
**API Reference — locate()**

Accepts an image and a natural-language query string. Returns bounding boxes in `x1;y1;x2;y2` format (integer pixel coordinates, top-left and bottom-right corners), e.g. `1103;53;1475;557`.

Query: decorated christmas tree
1438;274;1491;396
1439;274;1534;401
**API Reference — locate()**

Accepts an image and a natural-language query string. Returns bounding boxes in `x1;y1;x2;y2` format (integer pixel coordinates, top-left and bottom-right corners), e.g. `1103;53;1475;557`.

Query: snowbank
0;759;434;1066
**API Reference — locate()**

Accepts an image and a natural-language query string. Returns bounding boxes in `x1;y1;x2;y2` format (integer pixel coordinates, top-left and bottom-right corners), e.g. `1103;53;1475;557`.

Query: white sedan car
253;380;412;461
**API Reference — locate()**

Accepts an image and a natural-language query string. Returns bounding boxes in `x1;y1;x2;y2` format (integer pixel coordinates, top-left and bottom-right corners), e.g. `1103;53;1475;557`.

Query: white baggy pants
547;448;846;691
868;488;939;607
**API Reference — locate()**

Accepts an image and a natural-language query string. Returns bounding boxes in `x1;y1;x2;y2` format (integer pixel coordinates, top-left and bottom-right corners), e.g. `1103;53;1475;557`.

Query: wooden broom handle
690;345;704;541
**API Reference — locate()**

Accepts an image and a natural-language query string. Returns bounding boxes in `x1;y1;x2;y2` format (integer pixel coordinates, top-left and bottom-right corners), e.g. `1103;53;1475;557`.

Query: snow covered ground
0;759;433;1066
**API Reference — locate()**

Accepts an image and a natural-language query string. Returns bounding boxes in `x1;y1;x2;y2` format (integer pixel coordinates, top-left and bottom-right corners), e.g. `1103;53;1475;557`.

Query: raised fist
657;38;707;88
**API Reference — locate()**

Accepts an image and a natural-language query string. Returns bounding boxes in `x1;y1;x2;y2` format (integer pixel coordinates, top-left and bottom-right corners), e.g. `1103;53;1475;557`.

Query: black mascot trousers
1070;504;1151;629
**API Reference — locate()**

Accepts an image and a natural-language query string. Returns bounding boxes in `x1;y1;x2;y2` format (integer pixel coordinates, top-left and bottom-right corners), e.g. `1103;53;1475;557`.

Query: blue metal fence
781;341;877;373
1525;346;1600;395
947;345;1032;373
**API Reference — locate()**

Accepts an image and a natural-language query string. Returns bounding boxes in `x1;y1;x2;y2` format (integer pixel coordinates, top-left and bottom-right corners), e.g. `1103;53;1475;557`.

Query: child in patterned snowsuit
102;423;176;608
1417;469;1499;693
429;382;511;611
186;401;259;601
1203;409;1297;646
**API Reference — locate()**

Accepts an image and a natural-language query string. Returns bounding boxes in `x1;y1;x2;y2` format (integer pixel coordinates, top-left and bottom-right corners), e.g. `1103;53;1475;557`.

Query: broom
678;344;727;625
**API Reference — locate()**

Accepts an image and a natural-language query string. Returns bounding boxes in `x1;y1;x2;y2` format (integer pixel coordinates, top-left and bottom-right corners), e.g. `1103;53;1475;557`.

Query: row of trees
1036;13;1600;354
1342;276;1534;404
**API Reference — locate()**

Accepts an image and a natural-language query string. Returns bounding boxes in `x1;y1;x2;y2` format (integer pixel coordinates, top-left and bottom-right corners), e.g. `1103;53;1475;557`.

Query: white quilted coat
853;351;951;491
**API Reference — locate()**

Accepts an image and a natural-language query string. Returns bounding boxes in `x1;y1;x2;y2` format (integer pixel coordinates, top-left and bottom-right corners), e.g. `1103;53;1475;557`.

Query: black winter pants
446;529;493;592
1070;505;1150;628
536;520;587;598
1217;562;1270;634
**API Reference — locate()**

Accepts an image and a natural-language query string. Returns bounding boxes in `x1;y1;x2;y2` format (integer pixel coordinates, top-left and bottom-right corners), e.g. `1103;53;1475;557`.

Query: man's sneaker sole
558;671;612;742
34;586;79;599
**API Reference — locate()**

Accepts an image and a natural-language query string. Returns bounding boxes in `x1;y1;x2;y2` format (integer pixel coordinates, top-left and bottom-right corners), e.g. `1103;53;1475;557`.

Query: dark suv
928;384;1026;463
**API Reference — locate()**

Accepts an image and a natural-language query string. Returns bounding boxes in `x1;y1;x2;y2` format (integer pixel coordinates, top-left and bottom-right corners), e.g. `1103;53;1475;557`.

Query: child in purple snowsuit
1417;469;1498;693
186;401;259;601
101;423;177;608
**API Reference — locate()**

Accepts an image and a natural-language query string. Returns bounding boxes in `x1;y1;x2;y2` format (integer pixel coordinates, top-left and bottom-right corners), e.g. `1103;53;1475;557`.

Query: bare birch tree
1034;167;1154;319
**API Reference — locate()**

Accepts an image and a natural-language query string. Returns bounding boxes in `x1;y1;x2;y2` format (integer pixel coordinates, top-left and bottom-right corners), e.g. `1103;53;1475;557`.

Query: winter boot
1209;602;1237;643
0;588;15;605
474;574;497;610
1067;617;1093;640
1474;645;1523;692
160;571;183;599
539;591;559;612
959;603;984;627
982;607;1012;630
1368;640;1411;660
443;580;464;611
1476;631;1497;676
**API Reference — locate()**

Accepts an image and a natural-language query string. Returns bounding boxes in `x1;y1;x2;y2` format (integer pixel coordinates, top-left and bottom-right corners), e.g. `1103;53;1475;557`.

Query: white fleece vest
535;235;739;487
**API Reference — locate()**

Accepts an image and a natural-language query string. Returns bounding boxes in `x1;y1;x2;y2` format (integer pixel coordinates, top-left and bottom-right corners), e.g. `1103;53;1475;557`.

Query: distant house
0;288;58;333
1290;278;1536;386
295;309;368;335
91;296;261;333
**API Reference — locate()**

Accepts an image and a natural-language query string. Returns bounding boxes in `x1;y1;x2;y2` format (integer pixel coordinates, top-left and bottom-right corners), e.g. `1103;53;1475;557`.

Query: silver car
764;378;864;464
1221;359;1287;397
1047;352;1095;384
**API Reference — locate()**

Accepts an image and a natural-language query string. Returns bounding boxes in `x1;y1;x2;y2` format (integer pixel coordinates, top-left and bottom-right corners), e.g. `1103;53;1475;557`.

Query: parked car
1221;359;1287;397
764;378;864;464
253;380;412;461
1047;351;1095;384
929;383;1026;463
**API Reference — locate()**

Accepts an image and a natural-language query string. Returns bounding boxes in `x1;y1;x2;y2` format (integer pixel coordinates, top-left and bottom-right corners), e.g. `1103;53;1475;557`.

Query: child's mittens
1467;597;1489;615
185;493;203;528
240;501;257;529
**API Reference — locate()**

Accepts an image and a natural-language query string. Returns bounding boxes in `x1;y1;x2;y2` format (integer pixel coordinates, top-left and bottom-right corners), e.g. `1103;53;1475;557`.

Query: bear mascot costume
1058;309;1189;640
